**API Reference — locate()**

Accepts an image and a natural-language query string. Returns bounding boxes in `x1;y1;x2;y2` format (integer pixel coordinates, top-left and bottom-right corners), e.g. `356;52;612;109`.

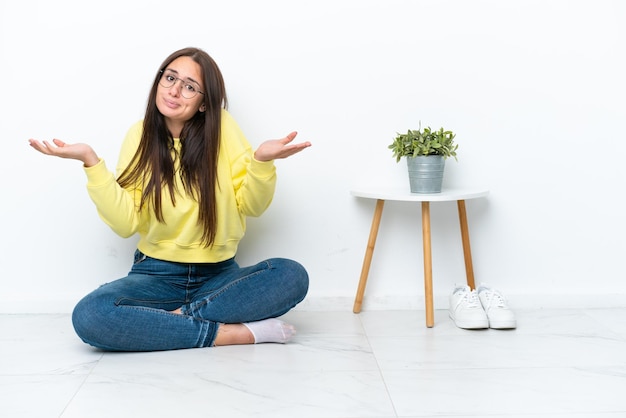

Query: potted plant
388;123;458;193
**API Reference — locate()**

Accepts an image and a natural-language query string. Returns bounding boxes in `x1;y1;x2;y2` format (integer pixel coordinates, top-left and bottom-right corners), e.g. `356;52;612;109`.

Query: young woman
28;47;311;351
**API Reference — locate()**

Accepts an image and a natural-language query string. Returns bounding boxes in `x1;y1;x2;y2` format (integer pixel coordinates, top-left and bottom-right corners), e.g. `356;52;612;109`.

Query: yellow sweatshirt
83;110;276;263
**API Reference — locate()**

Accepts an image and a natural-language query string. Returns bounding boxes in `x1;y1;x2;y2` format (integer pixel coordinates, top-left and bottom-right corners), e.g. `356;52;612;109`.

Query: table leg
422;202;434;327
353;199;385;313
457;200;476;289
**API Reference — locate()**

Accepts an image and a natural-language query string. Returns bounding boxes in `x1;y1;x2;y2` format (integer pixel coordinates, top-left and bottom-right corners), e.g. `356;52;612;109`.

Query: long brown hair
117;47;228;247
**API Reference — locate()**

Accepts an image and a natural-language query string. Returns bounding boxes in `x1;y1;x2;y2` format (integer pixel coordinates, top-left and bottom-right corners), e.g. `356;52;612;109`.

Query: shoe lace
458;288;481;308
482;289;507;309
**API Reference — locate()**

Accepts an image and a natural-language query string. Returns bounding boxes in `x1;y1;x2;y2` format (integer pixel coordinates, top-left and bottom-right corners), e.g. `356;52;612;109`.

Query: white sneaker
449;285;489;329
477;283;517;329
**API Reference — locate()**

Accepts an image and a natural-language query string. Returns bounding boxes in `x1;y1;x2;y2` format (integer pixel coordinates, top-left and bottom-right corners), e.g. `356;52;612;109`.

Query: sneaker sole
449;314;489;329
489;320;517;329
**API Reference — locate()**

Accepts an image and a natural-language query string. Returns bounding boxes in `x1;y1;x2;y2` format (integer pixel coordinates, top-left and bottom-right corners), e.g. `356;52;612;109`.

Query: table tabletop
350;187;489;202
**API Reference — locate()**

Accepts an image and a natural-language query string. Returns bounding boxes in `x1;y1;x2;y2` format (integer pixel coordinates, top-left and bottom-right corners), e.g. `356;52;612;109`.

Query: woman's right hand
28;138;100;167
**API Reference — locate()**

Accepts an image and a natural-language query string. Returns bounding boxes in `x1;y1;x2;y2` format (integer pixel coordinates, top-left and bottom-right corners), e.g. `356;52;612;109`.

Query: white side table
351;187;489;327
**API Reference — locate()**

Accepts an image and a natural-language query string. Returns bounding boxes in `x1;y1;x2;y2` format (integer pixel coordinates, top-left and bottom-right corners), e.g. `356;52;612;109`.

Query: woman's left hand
254;132;311;162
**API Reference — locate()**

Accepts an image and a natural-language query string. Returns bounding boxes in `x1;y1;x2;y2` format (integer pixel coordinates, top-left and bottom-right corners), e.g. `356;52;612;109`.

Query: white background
1;0;624;313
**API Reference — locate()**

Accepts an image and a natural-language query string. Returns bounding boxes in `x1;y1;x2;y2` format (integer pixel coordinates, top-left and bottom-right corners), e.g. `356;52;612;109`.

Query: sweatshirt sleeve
222;111;277;217
83;122;143;238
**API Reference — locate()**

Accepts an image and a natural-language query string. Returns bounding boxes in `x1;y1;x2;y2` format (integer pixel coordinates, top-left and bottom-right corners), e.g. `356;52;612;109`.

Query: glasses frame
158;69;205;99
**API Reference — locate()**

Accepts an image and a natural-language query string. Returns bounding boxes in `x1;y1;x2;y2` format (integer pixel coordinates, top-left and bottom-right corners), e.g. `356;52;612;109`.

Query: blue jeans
72;250;309;351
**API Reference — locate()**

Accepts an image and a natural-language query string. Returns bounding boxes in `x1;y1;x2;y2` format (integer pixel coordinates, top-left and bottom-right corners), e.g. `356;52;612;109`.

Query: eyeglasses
159;70;205;99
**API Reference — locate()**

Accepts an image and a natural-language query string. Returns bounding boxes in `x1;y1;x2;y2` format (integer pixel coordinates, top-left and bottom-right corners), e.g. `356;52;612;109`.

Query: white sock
242;318;296;344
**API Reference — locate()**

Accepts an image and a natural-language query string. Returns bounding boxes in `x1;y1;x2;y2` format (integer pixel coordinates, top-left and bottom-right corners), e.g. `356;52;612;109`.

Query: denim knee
270;257;309;303
71;291;119;350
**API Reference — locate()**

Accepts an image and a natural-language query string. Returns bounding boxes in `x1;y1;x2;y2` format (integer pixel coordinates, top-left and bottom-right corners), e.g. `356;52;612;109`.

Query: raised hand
28;138;100;167
253;131;311;162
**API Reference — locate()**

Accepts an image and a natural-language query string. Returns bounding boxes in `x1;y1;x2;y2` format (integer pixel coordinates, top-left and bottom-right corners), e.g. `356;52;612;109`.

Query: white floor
1;308;626;418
